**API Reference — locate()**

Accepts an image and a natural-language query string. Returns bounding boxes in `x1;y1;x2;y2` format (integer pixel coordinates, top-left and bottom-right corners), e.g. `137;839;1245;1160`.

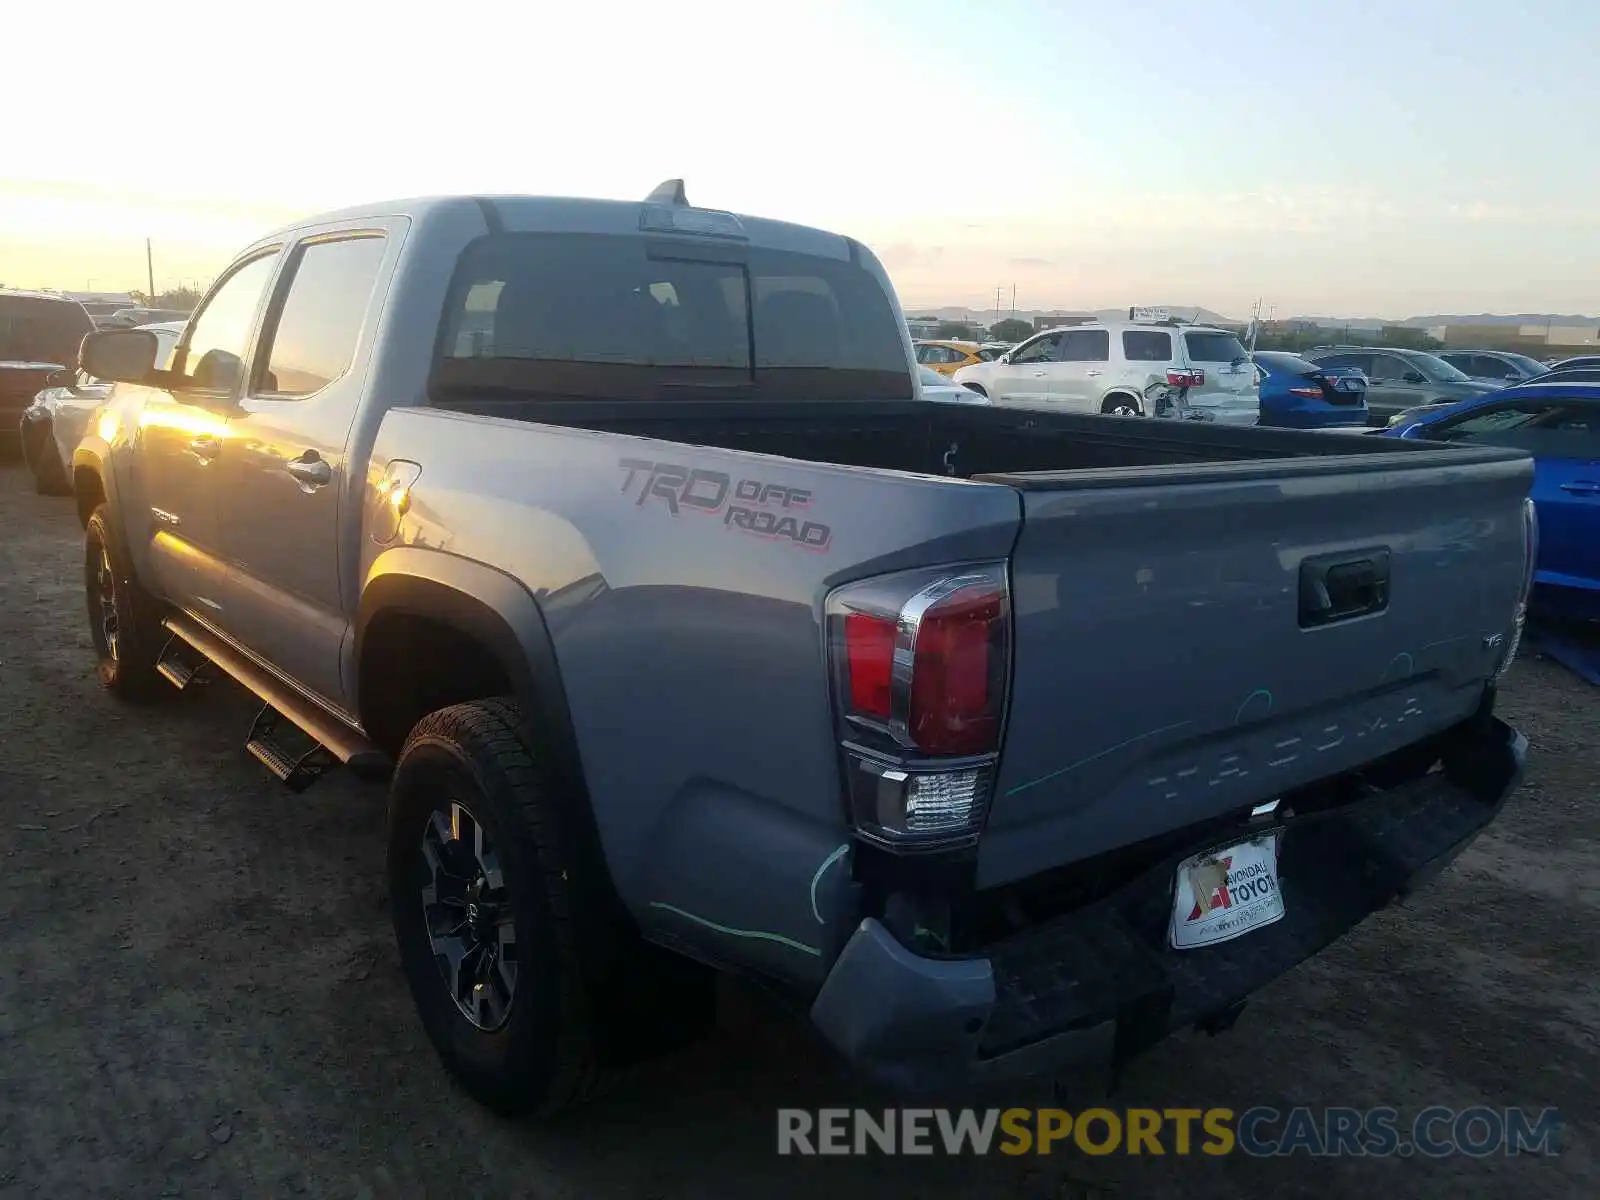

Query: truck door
137;251;281;617
211;225;399;708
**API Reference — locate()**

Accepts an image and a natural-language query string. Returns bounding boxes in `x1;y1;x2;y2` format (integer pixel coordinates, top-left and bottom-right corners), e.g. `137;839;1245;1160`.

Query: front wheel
84;504;166;699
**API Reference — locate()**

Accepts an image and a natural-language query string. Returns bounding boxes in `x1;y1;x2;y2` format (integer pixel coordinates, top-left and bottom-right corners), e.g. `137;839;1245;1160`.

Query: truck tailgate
974;448;1533;888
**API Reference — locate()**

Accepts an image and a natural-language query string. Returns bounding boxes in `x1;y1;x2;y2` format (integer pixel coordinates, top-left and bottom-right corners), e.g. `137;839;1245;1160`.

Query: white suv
950;321;1260;424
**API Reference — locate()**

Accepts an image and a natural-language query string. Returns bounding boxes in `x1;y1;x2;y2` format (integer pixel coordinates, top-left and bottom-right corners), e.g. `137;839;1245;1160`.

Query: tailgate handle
1300;549;1390;628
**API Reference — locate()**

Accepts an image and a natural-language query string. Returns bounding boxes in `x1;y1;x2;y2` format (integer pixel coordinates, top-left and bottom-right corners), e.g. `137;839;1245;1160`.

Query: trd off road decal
619;458;832;551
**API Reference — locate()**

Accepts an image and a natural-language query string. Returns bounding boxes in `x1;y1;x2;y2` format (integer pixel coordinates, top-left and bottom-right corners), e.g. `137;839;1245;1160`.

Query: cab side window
254;236;388;398
170;253;281;394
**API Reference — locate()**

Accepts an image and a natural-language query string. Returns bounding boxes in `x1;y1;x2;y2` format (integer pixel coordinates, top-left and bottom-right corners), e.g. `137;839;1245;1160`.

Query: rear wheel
389;699;604;1114
390;699;714;1113
84;504;166;699
1101;394;1143;417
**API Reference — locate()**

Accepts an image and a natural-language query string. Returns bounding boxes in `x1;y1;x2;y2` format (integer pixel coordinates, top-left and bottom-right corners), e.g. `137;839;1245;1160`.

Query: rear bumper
811;716;1526;1094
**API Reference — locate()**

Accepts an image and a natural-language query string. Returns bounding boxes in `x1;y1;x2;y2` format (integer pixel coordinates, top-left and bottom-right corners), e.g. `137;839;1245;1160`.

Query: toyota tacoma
69;182;1533;1114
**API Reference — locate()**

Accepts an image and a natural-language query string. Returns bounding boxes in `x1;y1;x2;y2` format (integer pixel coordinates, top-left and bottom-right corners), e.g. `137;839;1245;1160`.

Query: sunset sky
4;0;1594;319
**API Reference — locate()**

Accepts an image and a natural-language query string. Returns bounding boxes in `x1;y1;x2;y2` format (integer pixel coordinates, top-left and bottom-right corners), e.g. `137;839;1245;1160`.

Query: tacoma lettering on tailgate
619;458;832;551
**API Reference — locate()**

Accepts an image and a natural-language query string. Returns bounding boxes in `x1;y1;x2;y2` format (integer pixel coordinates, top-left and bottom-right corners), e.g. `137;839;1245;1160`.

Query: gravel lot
0;460;1595;1199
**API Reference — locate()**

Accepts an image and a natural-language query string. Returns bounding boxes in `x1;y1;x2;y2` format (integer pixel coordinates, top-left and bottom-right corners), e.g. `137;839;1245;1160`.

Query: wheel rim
420;801;518;1030
1107;401;1140;416
93;546;121;662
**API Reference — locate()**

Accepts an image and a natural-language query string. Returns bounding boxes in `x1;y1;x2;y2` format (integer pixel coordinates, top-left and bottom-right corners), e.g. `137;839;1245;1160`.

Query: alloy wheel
420;801;518;1030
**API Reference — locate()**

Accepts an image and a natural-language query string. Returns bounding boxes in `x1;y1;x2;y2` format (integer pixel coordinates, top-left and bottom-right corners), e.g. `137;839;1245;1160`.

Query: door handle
1032;370;1048;377
285;452;332;490
187;435;221;463
1559;480;1600;496
1085;370;1103;377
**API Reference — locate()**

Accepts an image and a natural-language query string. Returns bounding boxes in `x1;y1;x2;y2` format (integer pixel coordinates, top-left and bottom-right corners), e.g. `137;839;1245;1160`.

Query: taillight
1166;368;1205;388
1288;385;1324;398
844;612;895;719
827;564;1011;850
1495;498;1539;680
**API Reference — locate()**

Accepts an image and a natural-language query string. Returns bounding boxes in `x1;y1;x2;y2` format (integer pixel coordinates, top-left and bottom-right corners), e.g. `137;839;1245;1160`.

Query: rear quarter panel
365;408;1022;983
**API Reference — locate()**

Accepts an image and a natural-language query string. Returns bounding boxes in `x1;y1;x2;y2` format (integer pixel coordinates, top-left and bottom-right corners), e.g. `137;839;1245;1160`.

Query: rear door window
435;233;911;401
1368;355;1414;383
1122;330;1172;362
1058;329;1110;362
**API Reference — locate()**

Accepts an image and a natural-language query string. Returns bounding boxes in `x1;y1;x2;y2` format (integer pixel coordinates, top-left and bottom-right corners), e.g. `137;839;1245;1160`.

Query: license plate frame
1168;832;1285;950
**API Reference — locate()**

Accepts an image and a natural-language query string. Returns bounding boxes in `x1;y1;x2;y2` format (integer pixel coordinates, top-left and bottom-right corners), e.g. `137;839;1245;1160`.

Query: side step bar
161;614;389;787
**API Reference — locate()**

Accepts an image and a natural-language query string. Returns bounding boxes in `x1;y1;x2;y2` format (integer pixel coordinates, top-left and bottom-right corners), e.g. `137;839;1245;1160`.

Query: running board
161;614;389;786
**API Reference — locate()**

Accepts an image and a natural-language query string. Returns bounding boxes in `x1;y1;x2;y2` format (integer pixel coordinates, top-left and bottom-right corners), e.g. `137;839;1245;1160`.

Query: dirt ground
0;459;1595;1199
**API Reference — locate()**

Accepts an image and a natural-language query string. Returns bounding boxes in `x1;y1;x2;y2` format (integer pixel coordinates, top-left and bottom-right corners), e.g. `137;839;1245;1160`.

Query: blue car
1250;351;1368;428
1385;381;1600;618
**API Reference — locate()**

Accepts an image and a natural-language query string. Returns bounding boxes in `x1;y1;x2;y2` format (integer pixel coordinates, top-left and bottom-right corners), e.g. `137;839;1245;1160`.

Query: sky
3;0;1595;320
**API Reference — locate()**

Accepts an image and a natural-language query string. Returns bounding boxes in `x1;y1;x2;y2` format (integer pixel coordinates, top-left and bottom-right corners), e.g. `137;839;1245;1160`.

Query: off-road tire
84;503;167;699
389;698;610;1115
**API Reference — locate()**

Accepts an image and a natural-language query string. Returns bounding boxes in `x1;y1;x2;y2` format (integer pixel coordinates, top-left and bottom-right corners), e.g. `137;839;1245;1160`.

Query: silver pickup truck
70;183;1533;1115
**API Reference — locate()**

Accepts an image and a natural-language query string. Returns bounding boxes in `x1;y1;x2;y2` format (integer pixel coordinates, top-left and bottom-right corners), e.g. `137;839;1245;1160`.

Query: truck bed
428;395;1416;481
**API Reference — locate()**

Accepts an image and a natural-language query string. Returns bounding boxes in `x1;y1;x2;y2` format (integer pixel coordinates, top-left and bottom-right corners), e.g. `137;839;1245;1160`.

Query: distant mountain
903;304;1240;326
1284;313;1597;330
1395;313;1598;328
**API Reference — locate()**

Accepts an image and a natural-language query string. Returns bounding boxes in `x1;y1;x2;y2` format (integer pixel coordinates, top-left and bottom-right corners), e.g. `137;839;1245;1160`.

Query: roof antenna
645;178;688;206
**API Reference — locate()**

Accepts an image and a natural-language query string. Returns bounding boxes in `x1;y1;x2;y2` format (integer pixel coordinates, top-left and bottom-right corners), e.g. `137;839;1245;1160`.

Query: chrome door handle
1085;370;1103;376
1032;370;1048;377
285;453;332;489
187;435;221;463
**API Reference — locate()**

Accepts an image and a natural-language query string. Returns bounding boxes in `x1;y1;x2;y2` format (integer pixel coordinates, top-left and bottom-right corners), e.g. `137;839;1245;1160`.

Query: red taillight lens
1166;368;1205;388
844;612;896;719
827;563;1011;850
1288;385;1324;398
909;587;1003;755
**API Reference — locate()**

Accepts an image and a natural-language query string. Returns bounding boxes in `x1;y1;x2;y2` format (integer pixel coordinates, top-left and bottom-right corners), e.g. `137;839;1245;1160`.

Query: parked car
916;364;989;404
1385;381;1599;619
1250;351;1368;429
105;307;192;328
954;321;1260;423
1527;366;1600;385
19;321;183;493
1437;350;1549;385
913;338;986;376
2;289;96;452
1548;355;1600;373
1305;346;1498;425
71;184;1531;1116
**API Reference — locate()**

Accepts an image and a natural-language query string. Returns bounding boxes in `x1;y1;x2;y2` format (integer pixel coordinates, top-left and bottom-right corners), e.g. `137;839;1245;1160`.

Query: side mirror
998;352;1012;364
44;368;73;388
1403;371;1427;385
80;328;159;385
